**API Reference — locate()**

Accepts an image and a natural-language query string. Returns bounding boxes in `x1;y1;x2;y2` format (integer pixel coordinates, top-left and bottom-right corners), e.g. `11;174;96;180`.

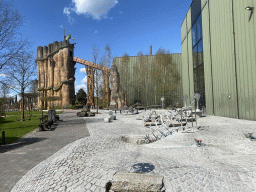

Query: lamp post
245;6;254;22
39;92;44;118
161;97;165;108
194;93;201;127
183;94;188;108
194;93;200;112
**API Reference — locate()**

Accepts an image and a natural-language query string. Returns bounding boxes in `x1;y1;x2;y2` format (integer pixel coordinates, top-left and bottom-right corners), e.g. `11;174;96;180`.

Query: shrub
63;104;72;109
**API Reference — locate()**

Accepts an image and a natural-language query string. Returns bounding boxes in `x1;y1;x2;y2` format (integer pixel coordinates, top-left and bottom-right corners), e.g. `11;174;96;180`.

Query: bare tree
0;82;9;99
0;82;9;111
0;0;28;73
119;53;130;105
136;51;148;105
92;45;100;113
28;78;38;114
102;44;112;107
151;48;180;107
103;44;112;68
6;51;37;120
29;79;38;93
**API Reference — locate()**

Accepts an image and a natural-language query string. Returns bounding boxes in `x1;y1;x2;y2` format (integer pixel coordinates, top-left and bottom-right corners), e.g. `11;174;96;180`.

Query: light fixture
245;6;254;22
245;6;253;11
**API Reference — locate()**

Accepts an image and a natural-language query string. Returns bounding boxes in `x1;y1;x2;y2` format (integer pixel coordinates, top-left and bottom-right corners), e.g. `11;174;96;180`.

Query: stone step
104;117;110;123
166;121;186;127
110;172;163;192
181;117;196;122
121;135;157;145
144;121;186;127
110;115;116;120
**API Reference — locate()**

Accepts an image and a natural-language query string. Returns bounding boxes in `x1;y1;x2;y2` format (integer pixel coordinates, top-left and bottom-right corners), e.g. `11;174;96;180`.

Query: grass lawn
0;110;64;145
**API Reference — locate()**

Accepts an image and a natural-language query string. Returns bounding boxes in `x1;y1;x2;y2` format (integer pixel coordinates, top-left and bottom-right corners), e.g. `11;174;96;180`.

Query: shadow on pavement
0;137;49;153
85;118;104;123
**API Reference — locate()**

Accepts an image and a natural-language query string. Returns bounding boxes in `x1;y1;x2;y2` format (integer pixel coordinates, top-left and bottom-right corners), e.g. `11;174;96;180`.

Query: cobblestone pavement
0;110;90;192
7;110;256;192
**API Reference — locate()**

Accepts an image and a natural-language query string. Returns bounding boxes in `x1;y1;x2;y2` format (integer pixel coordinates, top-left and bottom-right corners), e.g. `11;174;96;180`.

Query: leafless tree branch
0;0;28;72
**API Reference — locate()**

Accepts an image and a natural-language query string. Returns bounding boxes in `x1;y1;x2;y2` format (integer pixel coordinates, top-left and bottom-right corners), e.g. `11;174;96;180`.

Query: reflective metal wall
181;0;256;120
113;54;183;107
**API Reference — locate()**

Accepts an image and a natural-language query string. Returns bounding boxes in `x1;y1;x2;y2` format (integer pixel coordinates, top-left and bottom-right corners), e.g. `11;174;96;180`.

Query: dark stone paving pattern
0;110;90;192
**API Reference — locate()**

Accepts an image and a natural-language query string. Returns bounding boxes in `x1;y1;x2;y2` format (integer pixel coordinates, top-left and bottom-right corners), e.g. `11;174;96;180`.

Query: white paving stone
10;109;256;192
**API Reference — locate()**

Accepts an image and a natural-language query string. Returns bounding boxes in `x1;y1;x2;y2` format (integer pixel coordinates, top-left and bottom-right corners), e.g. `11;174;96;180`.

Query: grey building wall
181;7;195;106
181;0;256;120
113;54;183;107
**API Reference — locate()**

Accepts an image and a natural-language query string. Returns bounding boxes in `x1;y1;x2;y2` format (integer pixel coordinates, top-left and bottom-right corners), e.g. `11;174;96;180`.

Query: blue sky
8;0;192;95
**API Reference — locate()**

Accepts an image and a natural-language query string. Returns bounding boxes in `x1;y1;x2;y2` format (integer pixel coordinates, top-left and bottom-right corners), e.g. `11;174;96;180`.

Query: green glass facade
192;12;205;109
181;0;256;120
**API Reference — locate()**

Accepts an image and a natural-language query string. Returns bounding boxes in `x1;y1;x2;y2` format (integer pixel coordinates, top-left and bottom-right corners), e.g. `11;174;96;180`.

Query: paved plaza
1;109;256;192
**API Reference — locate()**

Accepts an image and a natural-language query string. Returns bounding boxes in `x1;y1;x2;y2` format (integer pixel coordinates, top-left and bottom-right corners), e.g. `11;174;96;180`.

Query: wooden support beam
86;66;95;108
102;70;110;107
73;57;111;72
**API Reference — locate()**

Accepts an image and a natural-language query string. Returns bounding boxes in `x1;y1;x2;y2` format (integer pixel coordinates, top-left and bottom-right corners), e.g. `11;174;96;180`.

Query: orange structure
36;40;112;109
73;57;111;108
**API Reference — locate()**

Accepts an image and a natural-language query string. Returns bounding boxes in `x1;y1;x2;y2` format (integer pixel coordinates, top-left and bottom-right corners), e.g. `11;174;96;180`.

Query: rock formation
36;40;76;109
109;63;124;109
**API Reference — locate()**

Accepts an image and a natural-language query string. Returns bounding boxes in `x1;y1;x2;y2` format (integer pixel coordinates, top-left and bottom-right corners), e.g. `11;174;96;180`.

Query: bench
0;108;6;117
39;115;54;131
48;110;59;121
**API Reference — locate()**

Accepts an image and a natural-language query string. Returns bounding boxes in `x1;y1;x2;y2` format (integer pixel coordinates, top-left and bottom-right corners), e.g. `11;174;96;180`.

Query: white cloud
60;25;63;29
81;76;87;83
64;0;118;21
63;7;75;24
64;7;71;15
94;30;98;34
75;75;87;94
0;73;6;77
119;11;123;14
110;17;113;20
75;84;87;93
9;85;18;89
79;67;86;73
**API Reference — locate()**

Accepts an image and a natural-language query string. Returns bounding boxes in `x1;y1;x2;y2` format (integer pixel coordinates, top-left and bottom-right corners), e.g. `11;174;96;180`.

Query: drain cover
132;163;155;173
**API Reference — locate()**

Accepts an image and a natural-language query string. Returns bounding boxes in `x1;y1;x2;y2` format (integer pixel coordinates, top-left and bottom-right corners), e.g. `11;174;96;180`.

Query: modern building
181;0;256;120
113;51;183;107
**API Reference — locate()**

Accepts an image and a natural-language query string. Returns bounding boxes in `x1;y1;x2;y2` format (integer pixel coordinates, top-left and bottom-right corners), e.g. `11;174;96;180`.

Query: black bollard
2;131;5;145
181;109;183;130
195;107;197;126
115;110;116;114
120;110;121;114
191;108;193;127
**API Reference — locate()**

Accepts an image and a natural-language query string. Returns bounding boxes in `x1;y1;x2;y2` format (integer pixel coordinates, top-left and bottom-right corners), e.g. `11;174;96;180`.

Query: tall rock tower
36;40;76;109
109;63;124;109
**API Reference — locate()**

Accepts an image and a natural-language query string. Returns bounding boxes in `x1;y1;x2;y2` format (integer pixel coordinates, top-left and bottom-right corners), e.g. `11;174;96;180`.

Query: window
193;46;198;69
198;65;205;90
197;14;202;40
192;12;205;109
192;23;197;47
198;40;203;65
